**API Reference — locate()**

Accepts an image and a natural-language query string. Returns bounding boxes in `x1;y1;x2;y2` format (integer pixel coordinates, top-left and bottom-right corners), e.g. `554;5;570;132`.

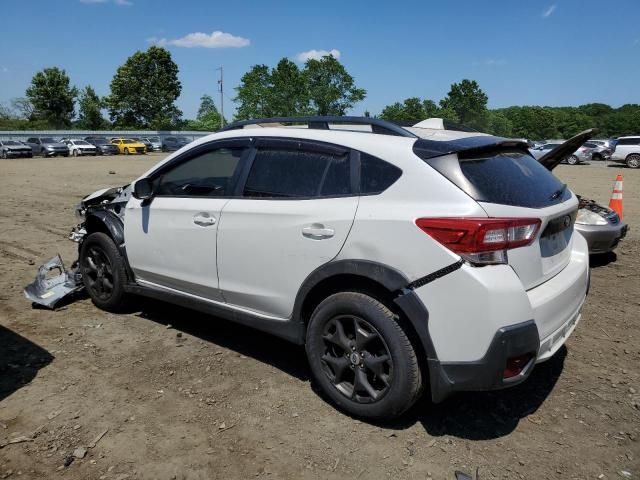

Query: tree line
379;80;640;139
1;47;638;140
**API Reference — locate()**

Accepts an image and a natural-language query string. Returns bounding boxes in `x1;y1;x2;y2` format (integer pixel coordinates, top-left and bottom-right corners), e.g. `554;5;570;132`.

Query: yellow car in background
111;138;147;155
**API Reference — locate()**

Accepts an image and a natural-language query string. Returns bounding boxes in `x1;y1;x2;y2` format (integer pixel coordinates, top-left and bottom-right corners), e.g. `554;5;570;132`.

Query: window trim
148;138;252;199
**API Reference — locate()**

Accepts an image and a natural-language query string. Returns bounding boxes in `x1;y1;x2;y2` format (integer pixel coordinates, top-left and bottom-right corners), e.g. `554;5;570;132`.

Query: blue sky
1;0;639;119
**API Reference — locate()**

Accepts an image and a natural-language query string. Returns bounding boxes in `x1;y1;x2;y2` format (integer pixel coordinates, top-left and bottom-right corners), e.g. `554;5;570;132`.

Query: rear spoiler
537;129;596;171
413;135;530;160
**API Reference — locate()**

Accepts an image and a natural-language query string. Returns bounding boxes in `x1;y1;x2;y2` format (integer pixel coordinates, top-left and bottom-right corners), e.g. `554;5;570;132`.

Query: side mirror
133;178;154;200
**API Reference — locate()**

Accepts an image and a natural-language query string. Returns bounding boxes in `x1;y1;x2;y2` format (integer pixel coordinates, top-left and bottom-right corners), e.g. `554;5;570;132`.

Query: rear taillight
415;217;541;266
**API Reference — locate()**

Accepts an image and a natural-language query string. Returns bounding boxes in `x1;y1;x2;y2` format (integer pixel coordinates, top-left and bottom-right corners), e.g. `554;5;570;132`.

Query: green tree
304;55;366;115
439;79;488;130
186;94;224;130
77;86;107;129
379;97;457;123
270;58;309;116
234;64;274;120
25;67;77;128
106;46;182;128
487;111;513;137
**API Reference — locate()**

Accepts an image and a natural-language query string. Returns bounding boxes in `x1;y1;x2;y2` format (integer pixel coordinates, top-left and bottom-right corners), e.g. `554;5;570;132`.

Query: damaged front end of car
24;185;132;308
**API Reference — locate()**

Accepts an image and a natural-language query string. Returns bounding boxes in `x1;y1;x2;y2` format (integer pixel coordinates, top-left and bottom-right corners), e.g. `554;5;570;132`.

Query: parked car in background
0;140;33;158
25;137;69;157
530;142;588;165
85;136;119;155
61;139;98;157
583;141;611;161
161;136;190;152
141;136;162;152
131;137;153;152
610;136;640;168
575;197;628;254
534;130;628;254
110;138;146;155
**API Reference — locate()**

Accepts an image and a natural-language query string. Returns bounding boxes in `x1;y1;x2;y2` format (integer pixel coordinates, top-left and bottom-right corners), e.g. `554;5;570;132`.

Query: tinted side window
618;138;640;146
244;148;350;198
360;153;402;194
154;147;243;197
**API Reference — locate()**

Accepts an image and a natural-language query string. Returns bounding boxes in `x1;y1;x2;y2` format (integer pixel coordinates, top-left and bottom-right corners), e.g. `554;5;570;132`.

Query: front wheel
306;292;422;420
626;154;640;169
79;232;130;312
1;151;6;159
567;155;579;165
72;149;78;157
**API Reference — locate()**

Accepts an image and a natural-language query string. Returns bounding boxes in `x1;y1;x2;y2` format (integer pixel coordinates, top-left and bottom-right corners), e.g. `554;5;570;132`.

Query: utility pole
217;66;224;129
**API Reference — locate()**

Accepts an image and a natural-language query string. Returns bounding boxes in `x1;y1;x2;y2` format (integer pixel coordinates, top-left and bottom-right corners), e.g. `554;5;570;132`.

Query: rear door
217;138;359;318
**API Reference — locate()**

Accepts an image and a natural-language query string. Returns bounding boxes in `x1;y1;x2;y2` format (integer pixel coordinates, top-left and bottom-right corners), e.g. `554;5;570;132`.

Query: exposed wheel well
299;274;429;379
85;215;112;237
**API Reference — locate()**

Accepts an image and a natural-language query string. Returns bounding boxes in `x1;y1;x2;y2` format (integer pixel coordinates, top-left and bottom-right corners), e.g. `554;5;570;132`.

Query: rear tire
306;292;422;420
567;155;579;165
79;232;130;312
626;154;640;169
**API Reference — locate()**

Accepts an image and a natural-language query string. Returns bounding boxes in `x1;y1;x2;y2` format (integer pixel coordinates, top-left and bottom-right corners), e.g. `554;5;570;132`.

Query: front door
125;144;246;301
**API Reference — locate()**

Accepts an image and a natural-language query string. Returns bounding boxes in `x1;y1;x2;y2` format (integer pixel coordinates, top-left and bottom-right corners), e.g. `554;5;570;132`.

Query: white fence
0;130;212;142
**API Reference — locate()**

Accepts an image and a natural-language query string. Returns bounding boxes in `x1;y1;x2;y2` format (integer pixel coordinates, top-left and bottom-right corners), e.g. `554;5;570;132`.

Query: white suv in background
26;117;589;420
611;136;640;168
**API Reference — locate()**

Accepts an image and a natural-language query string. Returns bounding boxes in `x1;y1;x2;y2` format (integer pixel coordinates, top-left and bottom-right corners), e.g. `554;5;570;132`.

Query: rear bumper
406;233;589;402
575;222;628;254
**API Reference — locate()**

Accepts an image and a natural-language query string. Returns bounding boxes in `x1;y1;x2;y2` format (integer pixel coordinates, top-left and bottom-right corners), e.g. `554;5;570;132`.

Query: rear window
423;149;571;208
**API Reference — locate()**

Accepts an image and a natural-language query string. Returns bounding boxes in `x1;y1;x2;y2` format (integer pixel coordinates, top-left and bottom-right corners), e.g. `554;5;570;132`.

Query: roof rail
218;116;417;138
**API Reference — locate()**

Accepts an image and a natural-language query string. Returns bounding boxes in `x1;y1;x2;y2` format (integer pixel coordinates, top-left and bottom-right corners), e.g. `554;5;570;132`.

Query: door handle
302;224;335;240
193;212;216;227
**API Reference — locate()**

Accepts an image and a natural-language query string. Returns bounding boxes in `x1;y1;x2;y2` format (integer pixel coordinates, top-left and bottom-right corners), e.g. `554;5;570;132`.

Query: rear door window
244;148;351;198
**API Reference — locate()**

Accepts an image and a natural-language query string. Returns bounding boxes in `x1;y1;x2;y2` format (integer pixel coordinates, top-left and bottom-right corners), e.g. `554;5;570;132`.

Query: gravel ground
0;155;639;479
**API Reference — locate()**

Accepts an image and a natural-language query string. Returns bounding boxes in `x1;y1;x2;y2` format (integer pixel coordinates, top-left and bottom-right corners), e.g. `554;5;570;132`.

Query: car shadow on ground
134;298;310;382
127;296;566;440
411;347;566;440
589;252;617;268
0;324;54;403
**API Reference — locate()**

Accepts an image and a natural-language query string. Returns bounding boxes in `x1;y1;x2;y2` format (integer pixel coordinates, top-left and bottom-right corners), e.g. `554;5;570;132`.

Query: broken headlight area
23;255;84;309
24;183;132;309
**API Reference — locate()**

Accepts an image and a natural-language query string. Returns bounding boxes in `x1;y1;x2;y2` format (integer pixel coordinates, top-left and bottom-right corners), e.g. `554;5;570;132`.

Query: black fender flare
86;210;125;249
84;210;135;282
291;259;437;357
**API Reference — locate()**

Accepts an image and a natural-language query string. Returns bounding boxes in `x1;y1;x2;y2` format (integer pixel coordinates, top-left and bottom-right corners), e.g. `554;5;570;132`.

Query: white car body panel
124;196;229;301
217;196;359;318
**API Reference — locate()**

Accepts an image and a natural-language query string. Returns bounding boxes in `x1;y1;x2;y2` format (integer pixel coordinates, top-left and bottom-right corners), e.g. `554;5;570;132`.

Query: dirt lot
1;154;639;479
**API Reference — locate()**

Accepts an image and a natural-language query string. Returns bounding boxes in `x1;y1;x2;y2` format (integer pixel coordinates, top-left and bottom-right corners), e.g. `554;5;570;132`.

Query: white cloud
80;0;132;5
542;5;557;17
1;67;8;73
151;31;250;49
473;58;507;67
296;49;341;62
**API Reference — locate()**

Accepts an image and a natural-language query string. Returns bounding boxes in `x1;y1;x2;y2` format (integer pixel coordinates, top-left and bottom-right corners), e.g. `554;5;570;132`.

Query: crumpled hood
82;184;132;207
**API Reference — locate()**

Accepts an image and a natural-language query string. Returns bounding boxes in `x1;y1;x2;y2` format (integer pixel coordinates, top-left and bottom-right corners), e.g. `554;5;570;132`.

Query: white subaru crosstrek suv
25;117;589;420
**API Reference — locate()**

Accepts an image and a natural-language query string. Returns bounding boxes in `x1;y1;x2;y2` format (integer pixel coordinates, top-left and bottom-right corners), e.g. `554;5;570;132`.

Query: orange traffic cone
609;174;624;220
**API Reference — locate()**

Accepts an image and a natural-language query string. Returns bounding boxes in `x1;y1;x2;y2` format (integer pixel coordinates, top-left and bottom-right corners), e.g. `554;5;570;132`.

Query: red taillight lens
503;353;535;379
415;217;541;265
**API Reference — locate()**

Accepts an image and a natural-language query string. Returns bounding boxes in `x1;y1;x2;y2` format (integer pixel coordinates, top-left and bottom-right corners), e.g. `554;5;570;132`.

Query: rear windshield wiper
549;183;567;201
